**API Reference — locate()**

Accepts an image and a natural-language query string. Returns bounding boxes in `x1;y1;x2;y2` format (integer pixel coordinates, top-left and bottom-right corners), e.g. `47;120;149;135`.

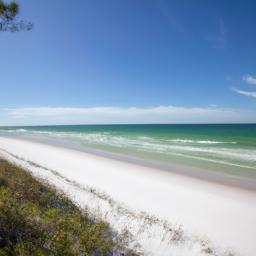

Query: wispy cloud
232;75;256;99
206;18;228;50
1;105;255;126
157;1;187;35
232;88;256;98
217;18;228;49
243;75;256;85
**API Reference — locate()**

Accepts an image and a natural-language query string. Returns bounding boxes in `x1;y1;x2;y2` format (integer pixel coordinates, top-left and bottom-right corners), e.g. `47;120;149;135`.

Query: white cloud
243;75;256;85
233;88;256;98
233;75;256;99
1;105;255;126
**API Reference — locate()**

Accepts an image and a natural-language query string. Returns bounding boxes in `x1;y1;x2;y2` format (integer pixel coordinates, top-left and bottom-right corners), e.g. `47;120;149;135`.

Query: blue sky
0;0;256;125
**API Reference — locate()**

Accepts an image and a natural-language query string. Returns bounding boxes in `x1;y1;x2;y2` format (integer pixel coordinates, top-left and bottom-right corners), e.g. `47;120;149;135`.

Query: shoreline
1;134;256;191
1;136;256;255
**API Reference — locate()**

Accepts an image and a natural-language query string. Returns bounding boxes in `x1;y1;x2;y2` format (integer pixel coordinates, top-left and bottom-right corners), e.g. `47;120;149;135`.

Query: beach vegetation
0;159;137;255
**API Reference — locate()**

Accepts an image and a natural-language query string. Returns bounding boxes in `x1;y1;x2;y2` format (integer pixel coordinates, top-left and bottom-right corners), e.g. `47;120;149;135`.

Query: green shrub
0;159;135;255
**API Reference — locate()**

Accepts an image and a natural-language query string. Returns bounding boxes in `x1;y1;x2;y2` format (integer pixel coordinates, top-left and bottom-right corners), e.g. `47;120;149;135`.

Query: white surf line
1;136;255;255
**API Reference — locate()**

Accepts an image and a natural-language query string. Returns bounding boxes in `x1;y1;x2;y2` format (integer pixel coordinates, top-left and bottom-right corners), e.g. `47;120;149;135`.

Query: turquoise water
1;124;256;177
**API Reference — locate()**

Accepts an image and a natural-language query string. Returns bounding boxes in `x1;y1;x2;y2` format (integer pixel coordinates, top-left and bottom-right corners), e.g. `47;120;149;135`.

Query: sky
0;0;256;125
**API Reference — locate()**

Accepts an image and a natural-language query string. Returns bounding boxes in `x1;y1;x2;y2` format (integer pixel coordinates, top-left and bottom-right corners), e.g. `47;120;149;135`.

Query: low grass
0;159;136;255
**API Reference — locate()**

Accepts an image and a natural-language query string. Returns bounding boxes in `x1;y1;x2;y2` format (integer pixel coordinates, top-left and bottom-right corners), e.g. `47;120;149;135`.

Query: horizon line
1;122;256;128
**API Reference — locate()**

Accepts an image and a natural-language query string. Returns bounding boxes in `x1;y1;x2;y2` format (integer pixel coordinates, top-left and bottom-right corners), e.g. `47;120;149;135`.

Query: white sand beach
0;136;256;256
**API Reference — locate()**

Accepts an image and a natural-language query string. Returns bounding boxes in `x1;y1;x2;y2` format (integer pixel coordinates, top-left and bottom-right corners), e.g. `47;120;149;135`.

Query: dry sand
0;136;255;256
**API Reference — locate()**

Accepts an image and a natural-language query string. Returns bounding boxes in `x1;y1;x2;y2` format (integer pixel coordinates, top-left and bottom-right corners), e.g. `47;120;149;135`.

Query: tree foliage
0;1;33;32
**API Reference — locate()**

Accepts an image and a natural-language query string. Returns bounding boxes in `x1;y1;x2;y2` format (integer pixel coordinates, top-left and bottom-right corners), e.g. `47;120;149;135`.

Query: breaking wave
1;128;255;171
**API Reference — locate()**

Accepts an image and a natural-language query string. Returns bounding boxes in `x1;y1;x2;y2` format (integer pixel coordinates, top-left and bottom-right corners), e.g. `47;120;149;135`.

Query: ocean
0;124;256;178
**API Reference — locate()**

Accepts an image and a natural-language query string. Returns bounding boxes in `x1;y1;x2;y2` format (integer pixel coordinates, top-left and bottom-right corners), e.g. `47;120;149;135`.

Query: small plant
170;226;183;242
0;159;137;255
